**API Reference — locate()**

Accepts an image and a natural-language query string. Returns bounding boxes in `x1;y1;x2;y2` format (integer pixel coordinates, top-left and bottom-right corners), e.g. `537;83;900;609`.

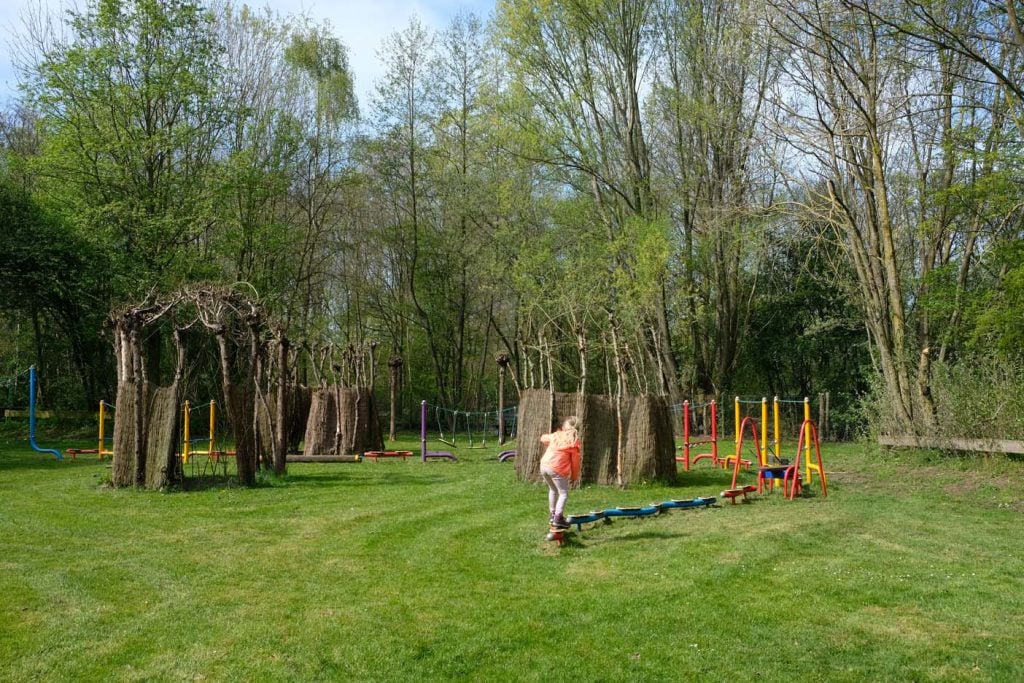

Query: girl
539;416;581;529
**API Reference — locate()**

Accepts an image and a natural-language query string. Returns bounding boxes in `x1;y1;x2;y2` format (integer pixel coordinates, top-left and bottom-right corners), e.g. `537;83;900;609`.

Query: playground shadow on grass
284;470;452;488
174;469;454;491
575;529;690;546
179;475;243;492
668;467;736;489
0;452;107;472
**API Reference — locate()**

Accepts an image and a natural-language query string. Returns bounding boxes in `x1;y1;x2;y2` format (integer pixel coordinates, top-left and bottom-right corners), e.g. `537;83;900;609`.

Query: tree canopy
2;0;1022;442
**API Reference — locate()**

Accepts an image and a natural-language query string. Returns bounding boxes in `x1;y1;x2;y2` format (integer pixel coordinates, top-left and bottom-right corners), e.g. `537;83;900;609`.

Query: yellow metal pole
760;398;768;466
98;401;105;458
209;400;217;458
734;396;740;452
773;396;781;462
183;400;191;464
804;397;812;480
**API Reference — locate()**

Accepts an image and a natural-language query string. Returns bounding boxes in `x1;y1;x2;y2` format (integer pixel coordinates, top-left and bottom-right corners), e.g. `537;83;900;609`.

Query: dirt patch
943;471;1014;497
943;479;979;496
827;471;870;486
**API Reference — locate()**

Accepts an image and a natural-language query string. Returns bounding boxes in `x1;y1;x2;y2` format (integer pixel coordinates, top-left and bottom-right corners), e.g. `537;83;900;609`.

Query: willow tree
23;0;227;297
496;0;681;398
108;286;280;488
648;0;781;395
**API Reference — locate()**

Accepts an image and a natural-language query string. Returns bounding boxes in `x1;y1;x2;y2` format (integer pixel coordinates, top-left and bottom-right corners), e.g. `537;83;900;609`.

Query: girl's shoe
553;514;570;530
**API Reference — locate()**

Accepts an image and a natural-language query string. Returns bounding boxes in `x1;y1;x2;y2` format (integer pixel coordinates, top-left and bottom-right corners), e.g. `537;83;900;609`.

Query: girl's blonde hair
561;415;579;442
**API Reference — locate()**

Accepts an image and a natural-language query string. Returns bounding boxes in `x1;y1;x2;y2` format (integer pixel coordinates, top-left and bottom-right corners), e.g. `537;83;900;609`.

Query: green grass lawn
2;430;1023;681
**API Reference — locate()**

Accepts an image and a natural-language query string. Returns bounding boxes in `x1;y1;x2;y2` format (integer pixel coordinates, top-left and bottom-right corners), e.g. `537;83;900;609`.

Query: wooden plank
288;454;364;464
5;409;54;418
879;435;1024;455
4;409;95;419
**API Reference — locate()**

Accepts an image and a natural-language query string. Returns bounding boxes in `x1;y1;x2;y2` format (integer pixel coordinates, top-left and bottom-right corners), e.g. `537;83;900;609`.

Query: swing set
721;416;828;504
719;396;815;472
431;404;496;449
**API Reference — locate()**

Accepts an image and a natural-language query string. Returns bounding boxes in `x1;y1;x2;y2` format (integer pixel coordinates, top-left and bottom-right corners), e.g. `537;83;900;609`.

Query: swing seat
720;485;757;504
758;465;796;494
423;449;458;462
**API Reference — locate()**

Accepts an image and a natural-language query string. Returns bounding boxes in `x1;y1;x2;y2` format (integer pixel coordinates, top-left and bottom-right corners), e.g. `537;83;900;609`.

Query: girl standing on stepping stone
539;416;581;528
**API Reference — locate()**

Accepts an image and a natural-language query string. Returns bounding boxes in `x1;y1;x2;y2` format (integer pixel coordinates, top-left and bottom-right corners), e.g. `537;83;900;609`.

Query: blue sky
0;0;495;109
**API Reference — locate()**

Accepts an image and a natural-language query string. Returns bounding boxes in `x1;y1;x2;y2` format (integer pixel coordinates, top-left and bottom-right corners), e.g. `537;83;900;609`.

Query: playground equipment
26;366;62;460
420;401;458;462
430;403;517;449
721;398;762;471
787;419;828;499
723;416;827;503
772;397;814;468
721;416;763;503
721;396;814;471
364;450;413;462
677;400;718;470
65;400;114;459
180;400;235;474
546;496;718;546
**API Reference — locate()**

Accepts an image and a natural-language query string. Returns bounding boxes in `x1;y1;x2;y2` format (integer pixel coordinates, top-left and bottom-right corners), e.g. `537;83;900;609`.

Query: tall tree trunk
273;332;289;475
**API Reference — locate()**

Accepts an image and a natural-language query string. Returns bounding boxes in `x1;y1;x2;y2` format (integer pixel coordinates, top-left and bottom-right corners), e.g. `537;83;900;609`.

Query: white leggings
541;467;570;517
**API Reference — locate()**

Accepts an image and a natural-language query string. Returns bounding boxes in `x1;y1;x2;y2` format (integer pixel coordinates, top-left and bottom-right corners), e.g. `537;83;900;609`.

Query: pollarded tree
108;285;276;488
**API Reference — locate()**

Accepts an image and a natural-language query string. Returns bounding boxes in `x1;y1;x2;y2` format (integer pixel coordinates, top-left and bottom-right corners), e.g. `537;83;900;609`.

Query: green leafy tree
24;0;228;298
0;180;108;406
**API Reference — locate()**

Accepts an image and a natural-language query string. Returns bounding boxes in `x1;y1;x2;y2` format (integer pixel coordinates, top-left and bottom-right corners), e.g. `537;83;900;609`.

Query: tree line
1;0;1021;440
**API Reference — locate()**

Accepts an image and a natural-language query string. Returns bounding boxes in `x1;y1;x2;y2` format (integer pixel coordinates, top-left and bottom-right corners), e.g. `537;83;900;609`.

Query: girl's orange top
539;430;581;480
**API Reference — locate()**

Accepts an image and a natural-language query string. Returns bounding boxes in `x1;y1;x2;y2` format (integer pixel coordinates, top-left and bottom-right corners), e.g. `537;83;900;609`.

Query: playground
2;427;1023;680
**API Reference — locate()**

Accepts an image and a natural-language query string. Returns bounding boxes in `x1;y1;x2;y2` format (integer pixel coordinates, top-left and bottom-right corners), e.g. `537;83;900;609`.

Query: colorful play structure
364;450;412;462
567;496;717;529
180;399;236;474
677;399;718;470
0;366;64;459
65;400;114;459
420;400;458;462
720;416;828;504
27;366;62;460
678;396;816;472
547;496;717;545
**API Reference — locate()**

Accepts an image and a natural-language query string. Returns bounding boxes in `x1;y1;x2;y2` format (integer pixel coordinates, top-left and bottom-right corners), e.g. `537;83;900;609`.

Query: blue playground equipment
28;366;62;460
565;496;716;531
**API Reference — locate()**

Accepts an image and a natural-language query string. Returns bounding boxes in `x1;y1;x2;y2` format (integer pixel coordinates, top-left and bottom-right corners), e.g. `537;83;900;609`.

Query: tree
0;180;108;407
23;0;228;297
648;0;781;395
768;0;1021;432
496;0;683;397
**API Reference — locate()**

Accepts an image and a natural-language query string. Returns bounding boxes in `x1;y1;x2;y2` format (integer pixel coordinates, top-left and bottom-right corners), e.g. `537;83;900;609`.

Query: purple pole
420;400;427;462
